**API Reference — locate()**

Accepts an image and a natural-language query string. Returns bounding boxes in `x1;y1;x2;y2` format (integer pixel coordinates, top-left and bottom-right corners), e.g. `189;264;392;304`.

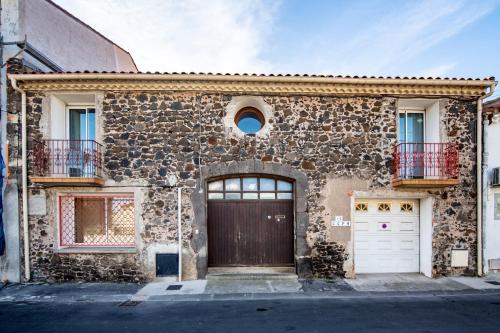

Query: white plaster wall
425;101;440;143
49;95;66;140
19;0;136;71
420;197;433;277
426;101;442;180
485;119;500;272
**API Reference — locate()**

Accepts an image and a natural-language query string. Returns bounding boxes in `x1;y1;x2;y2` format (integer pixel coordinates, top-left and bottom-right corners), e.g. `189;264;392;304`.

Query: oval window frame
234;107;265;134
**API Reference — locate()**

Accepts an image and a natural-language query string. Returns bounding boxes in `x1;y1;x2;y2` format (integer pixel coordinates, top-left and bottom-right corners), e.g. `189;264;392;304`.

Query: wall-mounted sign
331;216;351;227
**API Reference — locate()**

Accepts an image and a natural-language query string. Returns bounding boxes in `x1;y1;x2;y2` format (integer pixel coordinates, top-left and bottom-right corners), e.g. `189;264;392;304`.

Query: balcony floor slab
392;178;460;188
30;177;104;186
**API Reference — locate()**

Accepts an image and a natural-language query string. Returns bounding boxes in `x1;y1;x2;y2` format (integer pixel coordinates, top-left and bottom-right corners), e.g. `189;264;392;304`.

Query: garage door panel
354;221;418;234
354;221;369;232
355;235;419;255
356;255;419;273
398;221;418;232
354;199;420;273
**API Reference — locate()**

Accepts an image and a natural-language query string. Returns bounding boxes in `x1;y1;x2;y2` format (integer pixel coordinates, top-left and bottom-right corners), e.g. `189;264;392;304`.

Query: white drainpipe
177;187;182;281
10;78;29;281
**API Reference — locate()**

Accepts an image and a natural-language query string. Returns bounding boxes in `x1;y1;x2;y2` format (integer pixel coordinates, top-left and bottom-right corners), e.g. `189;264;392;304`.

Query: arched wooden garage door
207;176;294;267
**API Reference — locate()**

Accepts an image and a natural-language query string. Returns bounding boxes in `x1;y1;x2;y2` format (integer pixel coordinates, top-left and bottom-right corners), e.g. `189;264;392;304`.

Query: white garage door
354;199;420;273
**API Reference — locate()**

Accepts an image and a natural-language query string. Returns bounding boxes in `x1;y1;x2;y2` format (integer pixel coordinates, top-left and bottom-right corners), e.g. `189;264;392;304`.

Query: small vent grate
166;285;183;291
485;280;500;286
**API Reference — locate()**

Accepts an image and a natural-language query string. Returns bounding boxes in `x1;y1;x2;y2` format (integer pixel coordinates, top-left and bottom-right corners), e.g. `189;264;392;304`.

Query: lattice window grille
59;195;135;247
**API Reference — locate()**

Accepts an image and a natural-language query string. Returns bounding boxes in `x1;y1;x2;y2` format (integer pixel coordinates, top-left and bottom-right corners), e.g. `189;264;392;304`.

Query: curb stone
3;289;500;304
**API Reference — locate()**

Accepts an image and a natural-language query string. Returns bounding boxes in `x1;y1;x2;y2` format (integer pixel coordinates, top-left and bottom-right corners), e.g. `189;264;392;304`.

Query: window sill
55;247;137;254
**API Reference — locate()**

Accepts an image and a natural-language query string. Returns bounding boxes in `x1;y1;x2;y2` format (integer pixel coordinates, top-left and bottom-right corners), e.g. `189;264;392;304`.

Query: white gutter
477;81;497;277
177;187;182;282
10;77;29;281
7;73;496;87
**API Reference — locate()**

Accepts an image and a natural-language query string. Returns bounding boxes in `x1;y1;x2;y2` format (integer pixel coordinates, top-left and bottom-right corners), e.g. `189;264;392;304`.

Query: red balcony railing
393;143;459;180
33;140;103;178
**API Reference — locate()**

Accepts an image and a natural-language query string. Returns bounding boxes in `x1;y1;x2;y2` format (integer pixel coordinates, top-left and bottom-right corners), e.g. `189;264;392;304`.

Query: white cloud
52;0;499;76
317;0;498;76
53;0;281;73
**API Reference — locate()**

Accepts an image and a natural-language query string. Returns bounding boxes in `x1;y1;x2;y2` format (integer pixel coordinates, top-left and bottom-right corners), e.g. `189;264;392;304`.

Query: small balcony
31;139;104;186
392;143;459;188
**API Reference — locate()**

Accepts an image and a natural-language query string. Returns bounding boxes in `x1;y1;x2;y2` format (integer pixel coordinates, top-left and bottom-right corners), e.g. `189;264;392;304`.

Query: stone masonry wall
432;100;478;276
12;87;479;281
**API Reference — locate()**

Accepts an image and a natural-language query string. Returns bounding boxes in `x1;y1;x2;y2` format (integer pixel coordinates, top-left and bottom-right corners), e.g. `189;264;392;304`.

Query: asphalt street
1;292;500;332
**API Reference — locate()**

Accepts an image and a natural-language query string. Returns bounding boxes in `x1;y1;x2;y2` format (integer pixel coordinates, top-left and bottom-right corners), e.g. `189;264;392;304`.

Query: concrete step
207;267;298;281
207;273;298;281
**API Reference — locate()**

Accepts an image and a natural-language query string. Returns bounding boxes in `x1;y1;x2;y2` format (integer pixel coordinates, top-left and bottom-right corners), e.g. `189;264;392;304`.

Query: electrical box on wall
451;249;469;267
156;253;179;276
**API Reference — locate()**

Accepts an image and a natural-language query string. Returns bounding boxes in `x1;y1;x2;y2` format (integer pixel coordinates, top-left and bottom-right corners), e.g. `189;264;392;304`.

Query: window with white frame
398;108;425;144
59;195;135;247
67;107;96;141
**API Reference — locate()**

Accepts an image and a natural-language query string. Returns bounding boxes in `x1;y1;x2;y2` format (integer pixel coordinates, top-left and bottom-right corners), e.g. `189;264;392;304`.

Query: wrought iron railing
32;139;103;178
393;143;459;180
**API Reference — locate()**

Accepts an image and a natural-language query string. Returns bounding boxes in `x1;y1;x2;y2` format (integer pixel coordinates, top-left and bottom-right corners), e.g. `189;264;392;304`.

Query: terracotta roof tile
16;70;496;81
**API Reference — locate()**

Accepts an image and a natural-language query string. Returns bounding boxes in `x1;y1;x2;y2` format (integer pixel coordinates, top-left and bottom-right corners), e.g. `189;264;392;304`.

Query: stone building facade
6;71;496;282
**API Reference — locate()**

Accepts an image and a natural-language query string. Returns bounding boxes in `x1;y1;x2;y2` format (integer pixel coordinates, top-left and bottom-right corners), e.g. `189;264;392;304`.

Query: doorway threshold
207;266;297;280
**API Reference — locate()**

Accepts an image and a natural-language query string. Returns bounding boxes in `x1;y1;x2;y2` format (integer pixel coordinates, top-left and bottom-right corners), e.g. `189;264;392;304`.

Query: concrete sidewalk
345;273;471;292
0;281;141;303
132;272;500;301
2;273;500;303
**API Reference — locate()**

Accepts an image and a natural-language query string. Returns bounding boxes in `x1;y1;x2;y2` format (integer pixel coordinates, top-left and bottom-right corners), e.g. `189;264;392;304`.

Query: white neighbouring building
484;97;500;274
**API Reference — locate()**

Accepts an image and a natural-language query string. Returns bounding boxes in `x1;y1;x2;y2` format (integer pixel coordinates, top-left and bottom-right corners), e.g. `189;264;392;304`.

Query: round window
235;107;264;134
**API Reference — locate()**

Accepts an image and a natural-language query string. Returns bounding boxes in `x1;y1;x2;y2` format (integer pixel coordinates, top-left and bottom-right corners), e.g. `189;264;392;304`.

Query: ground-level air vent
156;253;179;277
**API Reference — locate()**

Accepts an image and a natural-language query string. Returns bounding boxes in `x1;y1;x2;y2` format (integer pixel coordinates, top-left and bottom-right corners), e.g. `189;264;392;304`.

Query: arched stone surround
190;159;311;278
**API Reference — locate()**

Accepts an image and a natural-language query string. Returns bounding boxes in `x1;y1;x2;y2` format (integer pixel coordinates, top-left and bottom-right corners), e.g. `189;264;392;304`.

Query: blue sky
56;0;500;98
